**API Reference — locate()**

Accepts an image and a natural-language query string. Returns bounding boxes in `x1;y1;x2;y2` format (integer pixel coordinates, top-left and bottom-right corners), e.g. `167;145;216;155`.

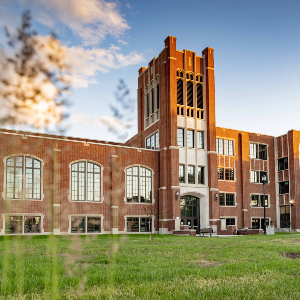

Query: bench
200;228;213;237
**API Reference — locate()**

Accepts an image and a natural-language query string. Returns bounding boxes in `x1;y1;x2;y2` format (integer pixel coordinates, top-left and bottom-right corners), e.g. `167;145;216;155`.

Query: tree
0;11;70;129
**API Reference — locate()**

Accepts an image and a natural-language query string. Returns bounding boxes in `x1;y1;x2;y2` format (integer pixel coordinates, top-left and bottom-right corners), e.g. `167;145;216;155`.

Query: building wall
0;130;160;235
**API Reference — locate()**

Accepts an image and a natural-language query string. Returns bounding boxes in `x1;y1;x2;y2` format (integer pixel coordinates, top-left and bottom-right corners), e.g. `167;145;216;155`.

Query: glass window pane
187;130;194;148
177;129;184;147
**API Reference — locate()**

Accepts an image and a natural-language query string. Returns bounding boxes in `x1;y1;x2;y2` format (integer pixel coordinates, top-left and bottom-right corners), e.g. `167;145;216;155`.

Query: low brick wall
173;229;196;236
237;229;263;235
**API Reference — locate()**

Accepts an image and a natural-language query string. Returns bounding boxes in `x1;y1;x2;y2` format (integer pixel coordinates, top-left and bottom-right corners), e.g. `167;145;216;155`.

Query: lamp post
261;174;267;235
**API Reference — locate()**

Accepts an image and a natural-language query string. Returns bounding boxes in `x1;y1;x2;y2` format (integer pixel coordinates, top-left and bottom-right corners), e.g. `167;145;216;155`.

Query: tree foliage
0;11;70;129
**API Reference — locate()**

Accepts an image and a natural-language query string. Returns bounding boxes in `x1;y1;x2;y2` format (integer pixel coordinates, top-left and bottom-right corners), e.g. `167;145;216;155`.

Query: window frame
250;170;268;184
125;165;154;204
216;138;234;156
279;181;289;195
69;214;103;234
197;131;204;149
179;165;185;183
278;157;288;171
187;130;194;148
125;216;153;233
251;217;270;230
4;213;44;235
69;160;103;202
145;130;159;150
251;194;269;208
219;192;236;207
187;165;195;184
177;128;184;147
4;154;43;201
250;142;268;160
198;166;205;184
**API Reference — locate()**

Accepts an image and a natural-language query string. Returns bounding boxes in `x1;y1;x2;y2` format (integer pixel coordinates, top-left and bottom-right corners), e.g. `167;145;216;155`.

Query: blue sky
0;0;300;141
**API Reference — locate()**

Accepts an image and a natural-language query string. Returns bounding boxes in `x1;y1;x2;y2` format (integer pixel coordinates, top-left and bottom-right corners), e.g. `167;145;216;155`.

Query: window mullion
85;162;87;201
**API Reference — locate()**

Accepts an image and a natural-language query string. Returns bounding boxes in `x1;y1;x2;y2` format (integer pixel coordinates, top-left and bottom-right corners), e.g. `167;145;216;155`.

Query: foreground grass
0;234;300;299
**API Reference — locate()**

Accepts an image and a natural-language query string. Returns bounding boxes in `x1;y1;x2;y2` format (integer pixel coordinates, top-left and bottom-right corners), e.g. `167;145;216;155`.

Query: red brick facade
0;36;298;235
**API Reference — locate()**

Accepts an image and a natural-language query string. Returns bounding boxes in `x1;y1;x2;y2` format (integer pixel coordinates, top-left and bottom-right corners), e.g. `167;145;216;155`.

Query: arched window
71;161;101;202
6;156;42;200
126;166;152;203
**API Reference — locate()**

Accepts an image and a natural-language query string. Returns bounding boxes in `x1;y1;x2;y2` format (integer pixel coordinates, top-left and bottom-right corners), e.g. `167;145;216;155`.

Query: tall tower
126;36;217;233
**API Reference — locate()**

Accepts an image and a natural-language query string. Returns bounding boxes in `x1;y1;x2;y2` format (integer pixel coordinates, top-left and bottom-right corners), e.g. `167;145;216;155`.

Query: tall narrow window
177;128;184;147
188;166;195;184
179;165;185;183
187;130;194;148
6;156;42;200
279;181;289;194
197;83;203;109
259;145;267;160
150;135;154;150
146;94;149;117
228;140;234;156
155;132;159;150
224;140;229;155
218;168;224;180
156;84;159;110
197;131;204;149
250;143;258;159
216;138;224;154
151;89;154;114
187;81;193;107
198;166;204;184
126;166;152;203
71;161;101;202
177;80;183;105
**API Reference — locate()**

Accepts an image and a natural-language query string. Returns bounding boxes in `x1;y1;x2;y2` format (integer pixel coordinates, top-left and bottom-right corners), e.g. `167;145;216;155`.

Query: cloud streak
0;0;130;45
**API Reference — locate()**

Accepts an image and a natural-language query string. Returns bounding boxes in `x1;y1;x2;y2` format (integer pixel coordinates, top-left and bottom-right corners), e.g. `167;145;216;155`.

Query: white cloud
0;0;130;45
65;44;144;88
69;114;132;131
118;39;128;45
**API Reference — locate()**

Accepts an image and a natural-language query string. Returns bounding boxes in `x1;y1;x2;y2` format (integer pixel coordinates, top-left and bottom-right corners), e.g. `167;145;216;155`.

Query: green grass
0;234;300;299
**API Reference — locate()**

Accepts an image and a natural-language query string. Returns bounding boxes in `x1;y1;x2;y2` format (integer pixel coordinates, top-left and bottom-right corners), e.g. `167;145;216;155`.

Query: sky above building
0;0;300;142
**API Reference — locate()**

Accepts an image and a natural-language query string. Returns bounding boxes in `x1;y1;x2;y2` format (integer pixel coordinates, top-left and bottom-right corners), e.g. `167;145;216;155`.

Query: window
71;161;101;202
5;216;41;234
225;168;234;181
220;193;235;206
187;130;194;148
146;132;159;150
252;218;269;230
127;217;151;232
251;195;269;207
279;181;289;194
177;128;184;147
187;81;193;107
250;143;267;160
217;139;233;155
218;168;224;180
156;84;159;110
24;216;41;233
224;140;234;156
6;156;41;200
146;94;149;117
179;165;185;183
188;166;195;184
216;138;224;154
126;166;152;203
278;157;288;171
177;79;183;105
250;171;268;183
197;83;203;109
71;216;101;233
198;166;204;184
197;131;204;149
226;218;236;228
151;89;154;114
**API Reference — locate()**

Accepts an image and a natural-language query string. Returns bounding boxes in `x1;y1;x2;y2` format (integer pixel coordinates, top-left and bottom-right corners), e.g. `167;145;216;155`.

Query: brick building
0;36;299;235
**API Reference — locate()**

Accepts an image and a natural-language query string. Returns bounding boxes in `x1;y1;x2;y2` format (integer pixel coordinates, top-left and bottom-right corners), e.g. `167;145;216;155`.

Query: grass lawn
0;234;300;299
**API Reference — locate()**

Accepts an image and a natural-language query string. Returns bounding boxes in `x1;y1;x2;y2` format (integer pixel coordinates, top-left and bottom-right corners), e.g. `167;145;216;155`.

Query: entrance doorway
180;195;200;233
280;205;290;228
